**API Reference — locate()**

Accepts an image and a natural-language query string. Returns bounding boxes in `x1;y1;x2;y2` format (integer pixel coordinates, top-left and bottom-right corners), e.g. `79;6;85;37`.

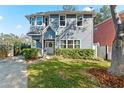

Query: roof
93;10;124;51
27;31;41;36
95;17;112;27
93;17;115;50
25;10;96;20
27;26;55;36
95;10;124;27
119;10;124;14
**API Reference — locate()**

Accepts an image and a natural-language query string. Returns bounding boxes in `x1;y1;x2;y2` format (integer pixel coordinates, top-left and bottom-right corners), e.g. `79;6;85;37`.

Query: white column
73;40;74;49
35;16;37;26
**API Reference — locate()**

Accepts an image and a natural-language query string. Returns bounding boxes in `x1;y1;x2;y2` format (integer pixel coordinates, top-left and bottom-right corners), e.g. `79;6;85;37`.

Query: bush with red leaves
89;68;124;88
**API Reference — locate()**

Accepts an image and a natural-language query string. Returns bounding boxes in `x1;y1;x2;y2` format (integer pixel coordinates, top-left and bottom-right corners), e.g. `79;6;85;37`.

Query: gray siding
49;14;93;49
30;13;94;49
44;27;55;40
49;14;59;31
32;35;41;40
36;41;42;48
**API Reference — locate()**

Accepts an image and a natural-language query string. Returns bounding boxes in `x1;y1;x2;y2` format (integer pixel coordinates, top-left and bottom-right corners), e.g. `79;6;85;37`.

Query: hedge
14;43;31;56
22;48;39;60
56;48;95;59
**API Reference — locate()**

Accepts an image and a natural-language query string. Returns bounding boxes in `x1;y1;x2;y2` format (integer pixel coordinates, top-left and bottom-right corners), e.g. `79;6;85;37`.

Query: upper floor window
31;17;35;26
59;15;66;27
44;17;49;26
77;15;83;26
30;17;31;24
83;14;92;18
37;16;43;25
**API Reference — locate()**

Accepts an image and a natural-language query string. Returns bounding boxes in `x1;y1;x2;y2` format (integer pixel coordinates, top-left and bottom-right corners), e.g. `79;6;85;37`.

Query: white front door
45;41;55;55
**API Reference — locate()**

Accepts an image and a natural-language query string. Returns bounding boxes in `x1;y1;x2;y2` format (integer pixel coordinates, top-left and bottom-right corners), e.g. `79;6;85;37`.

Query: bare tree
108;5;124;75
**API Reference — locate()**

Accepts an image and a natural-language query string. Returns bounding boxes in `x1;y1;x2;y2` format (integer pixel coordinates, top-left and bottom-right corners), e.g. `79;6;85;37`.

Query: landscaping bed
89;68;124;88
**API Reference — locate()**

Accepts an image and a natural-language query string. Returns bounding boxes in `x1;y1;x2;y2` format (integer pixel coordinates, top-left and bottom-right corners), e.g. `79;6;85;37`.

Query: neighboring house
94;11;124;59
94;18;115;53
25;10;95;55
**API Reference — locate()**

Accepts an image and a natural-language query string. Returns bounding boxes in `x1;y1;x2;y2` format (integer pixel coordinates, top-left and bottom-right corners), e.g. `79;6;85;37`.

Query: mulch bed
88;68;124;88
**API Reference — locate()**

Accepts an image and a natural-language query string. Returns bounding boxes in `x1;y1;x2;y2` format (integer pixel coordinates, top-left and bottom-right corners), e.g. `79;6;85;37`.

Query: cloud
0;16;3;20
83;7;93;11
16;25;22;29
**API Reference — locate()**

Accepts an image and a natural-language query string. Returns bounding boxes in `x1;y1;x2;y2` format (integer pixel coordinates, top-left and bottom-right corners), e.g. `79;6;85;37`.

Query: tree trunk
108;5;124;75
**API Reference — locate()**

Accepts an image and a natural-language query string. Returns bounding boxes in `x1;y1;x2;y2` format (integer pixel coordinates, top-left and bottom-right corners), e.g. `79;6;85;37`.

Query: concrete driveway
0;56;27;88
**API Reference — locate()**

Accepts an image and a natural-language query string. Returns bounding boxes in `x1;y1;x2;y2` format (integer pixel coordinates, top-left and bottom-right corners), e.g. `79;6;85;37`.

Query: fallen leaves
88;68;124;88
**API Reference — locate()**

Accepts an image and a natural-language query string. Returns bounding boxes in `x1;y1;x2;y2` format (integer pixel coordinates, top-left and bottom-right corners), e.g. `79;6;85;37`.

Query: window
44;17;49;26
60;15;65;26
68;40;73;48
61;40;80;49
83;14;92;18
61;40;66;48
74;40;80;48
31;17;35;26
77;15;83;26
30;17;32;24
66;14;76;18
37;16;43;25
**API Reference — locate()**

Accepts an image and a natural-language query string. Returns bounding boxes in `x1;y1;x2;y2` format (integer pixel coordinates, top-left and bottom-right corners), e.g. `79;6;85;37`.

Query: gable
44;27;55;40
94;19;116;47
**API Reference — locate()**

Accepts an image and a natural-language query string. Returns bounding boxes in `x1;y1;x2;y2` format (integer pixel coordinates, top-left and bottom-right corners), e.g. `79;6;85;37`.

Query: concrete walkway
0;56;27;88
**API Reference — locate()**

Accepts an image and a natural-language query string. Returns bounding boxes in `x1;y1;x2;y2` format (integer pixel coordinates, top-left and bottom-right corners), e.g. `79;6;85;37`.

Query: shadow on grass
28;60;106;88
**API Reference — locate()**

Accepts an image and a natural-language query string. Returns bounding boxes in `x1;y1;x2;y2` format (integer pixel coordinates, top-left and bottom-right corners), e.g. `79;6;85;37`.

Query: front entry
45;40;55;55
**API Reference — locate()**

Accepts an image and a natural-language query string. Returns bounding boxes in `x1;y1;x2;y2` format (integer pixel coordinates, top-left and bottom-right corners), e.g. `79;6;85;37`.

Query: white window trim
60;40;66;48
59;14;66;27
36;16;43;26
76;14;83;27
60;39;81;49
67;40;74;49
80;40;81;48
74;40;81;49
31;17;36;26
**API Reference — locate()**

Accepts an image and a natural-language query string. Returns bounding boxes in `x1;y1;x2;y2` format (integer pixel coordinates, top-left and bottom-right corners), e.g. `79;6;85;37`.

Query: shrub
0;44;12;58
22;48;39;60
56;48;95;59
14;43;31;56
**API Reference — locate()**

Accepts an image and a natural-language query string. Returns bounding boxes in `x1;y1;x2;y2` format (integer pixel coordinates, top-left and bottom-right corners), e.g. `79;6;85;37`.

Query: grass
28;56;110;88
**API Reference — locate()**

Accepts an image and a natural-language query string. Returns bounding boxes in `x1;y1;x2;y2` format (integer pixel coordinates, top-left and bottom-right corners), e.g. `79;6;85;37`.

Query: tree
0;33;22;45
100;5;111;20
0;33;17;58
94;11;103;25
108;5;124;76
0;33;32;57
20;34;32;44
63;5;76;11
94;5;111;25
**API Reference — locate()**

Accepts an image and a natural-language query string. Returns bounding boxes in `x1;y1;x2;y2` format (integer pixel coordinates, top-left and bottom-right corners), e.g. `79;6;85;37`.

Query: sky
0;5;124;36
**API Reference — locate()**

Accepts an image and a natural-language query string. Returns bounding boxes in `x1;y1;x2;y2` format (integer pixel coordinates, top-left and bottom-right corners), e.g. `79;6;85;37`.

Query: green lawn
28;57;110;88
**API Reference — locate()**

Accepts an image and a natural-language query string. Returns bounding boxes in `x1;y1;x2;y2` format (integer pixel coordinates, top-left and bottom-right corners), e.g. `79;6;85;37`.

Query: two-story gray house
25;10;95;55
